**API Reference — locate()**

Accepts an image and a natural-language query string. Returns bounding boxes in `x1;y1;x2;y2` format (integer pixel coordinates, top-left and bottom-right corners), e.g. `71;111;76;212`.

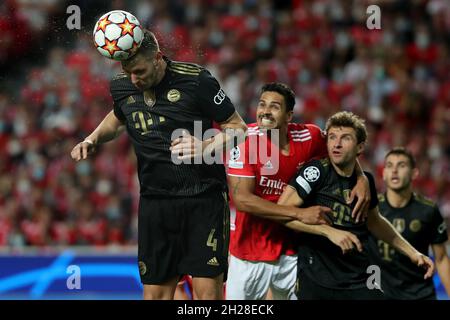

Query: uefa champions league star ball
93;10;144;61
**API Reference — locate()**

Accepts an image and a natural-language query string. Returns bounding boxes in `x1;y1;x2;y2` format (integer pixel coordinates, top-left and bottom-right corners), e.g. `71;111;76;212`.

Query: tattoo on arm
232;178;241;198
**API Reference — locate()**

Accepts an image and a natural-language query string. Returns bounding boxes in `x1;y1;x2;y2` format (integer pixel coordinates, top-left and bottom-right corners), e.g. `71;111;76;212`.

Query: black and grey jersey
368;193;448;299
289;158;378;289
110;57;235;197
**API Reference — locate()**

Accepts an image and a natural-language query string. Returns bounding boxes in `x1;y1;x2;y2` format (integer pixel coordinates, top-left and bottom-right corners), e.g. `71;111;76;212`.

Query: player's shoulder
167;59;204;77
289;123;324;141
247;123;263;136
301;157;330;173
296;157;329;184
110;72;130;87
413;193;437;209
110;72;138;101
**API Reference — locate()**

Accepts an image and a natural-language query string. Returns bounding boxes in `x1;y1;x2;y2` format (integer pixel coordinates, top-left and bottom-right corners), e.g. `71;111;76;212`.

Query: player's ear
356;142;365;156
286;110;293;122
411;167;419;180
382;166;388;182
154;51;162;61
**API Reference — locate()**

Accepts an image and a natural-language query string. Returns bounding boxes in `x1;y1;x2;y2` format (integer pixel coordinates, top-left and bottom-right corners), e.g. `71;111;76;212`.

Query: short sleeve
429;206;448;244
196;70;236;123
110;74;133;122
289;160;324;201
113;101;126;122
227;138;255;178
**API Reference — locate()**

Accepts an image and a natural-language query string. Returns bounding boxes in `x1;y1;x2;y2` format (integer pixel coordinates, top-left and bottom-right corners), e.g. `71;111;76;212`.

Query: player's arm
278;186;362;254
349;161;371;223
229;176;331;225
202;111;248;157
367;207;435;279
170;69;247;160
170;112;247;160
71;111;125;161
431;243;450;296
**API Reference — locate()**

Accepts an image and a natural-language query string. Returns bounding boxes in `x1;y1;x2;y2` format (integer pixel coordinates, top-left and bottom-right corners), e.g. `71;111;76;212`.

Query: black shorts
296;271;385;300
138;191;230;285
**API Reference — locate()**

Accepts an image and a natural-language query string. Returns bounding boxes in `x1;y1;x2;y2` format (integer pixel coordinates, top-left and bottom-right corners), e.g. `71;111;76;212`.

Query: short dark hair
261;82;296;112
122;30;159;67
385;147;416;168
325;111;367;144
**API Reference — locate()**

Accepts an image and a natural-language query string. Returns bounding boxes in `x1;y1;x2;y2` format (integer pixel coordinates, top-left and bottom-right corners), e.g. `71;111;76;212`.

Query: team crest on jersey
393;218;405;233
409;219;422;232
167;89;181;102
303;166;320;182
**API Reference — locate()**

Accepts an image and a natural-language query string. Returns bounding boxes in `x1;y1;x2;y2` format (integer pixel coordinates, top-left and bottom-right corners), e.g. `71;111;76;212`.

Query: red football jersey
227;123;326;261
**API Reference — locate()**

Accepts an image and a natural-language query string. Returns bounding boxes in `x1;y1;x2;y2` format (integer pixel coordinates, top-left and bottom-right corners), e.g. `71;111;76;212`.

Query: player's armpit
228;175;256;203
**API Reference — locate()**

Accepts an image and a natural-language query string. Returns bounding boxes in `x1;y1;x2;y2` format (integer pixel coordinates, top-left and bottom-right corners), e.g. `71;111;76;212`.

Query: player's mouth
391;176;400;183
259;117;275;126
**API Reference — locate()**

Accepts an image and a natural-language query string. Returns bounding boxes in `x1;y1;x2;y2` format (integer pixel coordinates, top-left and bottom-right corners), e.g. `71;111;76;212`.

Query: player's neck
279;126;289;154
331;161;355;177
156;59;167;84
386;188;413;208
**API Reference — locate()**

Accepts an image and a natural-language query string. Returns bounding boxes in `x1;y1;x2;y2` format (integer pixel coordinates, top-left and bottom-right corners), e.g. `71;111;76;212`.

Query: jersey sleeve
227;138;255;178
288;159;324;201
429;205;448;244
305;124;327;159
364;171;379;210
195;69;236;123
110;74;131;122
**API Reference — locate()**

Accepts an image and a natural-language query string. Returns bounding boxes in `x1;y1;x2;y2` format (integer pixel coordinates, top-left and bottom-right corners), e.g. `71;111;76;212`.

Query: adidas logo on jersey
263;160;273;169
127;96;136;104
207;257;220;266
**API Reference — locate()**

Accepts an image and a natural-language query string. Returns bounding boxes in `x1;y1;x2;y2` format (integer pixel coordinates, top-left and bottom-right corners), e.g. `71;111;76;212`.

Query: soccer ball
93;10;144;61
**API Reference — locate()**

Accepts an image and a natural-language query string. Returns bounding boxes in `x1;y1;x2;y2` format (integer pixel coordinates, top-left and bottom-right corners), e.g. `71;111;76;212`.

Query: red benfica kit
227;123;326;261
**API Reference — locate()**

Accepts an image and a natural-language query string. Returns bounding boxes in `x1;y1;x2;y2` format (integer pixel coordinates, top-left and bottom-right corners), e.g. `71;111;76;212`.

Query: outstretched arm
278;186;362;254
71;110;125;161
170;111;247;160
229;176;331;225
367;207;435;279
432;243;450;296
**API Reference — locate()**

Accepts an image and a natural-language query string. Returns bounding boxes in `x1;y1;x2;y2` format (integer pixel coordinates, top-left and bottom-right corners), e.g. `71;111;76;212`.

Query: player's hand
295;206;332;225
410;252;435;279
326;229;363;254
349;174;370;223
170;130;204;160
70;140;96;161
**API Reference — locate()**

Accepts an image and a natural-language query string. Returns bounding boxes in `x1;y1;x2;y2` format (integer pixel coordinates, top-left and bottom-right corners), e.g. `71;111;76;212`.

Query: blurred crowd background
0;0;449;247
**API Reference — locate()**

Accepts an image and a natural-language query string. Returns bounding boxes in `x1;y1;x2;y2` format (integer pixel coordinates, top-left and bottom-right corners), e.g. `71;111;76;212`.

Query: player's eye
271;104;281;110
